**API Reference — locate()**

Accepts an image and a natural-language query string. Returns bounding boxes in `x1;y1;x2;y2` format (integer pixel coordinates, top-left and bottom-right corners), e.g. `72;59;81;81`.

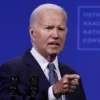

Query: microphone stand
8;72;39;100
30;87;36;100
29;75;39;100
9;77;19;100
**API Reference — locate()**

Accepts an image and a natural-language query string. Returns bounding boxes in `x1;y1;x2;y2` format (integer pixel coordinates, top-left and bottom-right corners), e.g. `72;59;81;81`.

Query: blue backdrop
0;0;100;100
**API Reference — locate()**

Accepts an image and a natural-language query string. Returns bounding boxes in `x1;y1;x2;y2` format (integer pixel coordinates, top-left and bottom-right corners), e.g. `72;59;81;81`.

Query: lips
48;42;60;46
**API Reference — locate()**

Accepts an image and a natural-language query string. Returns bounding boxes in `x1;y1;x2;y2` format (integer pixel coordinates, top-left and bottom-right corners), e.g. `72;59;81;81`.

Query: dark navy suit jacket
0;50;86;100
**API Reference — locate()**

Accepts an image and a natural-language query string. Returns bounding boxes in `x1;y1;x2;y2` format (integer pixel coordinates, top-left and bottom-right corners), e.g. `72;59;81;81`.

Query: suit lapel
22;49;50;89
58;62;67;77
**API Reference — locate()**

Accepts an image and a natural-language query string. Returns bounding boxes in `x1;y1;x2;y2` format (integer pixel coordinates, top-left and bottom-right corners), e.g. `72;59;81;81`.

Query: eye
45;26;54;30
58;27;65;31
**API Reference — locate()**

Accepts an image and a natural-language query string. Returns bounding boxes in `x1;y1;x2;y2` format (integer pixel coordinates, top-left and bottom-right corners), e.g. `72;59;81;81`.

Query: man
0;3;86;100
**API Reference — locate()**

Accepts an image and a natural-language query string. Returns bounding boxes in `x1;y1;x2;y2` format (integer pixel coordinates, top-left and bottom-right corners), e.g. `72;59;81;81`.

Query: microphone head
29;72;39;87
10;72;20;86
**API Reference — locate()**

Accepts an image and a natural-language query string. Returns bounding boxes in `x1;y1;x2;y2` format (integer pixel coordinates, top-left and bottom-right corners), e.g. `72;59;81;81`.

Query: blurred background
0;0;100;100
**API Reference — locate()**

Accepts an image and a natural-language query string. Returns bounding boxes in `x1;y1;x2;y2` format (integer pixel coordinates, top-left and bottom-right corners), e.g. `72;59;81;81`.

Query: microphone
29;72;39;100
8;71;39;100
9;72;20;100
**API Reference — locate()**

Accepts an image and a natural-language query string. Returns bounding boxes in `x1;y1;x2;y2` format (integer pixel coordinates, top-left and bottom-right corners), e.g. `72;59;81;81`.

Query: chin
49;52;59;56
47;49;60;55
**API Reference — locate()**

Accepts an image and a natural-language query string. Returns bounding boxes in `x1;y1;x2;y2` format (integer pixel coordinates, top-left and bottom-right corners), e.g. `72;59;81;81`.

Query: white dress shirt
30;47;65;100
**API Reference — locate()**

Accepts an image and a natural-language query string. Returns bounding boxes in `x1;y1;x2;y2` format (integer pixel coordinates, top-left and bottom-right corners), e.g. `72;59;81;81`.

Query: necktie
48;63;62;100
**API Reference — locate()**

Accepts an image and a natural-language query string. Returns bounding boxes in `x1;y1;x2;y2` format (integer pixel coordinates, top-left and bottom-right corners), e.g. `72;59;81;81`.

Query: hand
53;74;80;98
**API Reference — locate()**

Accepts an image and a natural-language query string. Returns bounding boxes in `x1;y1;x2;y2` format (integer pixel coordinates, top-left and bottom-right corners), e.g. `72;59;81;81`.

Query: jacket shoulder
1;56;23;65
0;56;24;72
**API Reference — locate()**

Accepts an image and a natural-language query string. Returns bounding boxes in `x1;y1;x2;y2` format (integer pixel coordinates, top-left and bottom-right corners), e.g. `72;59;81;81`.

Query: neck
46;54;57;62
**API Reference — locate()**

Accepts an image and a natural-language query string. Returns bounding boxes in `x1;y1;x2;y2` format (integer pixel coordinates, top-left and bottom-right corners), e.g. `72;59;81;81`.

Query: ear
29;26;36;42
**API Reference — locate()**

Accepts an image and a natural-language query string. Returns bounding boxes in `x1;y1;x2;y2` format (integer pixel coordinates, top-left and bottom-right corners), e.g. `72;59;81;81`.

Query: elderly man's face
30;9;67;58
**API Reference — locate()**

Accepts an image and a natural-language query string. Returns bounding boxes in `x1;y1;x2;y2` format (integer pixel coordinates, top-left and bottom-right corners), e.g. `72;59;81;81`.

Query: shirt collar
30;47;58;71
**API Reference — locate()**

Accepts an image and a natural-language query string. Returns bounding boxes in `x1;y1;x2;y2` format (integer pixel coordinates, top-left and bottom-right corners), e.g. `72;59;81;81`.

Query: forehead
36;9;67;25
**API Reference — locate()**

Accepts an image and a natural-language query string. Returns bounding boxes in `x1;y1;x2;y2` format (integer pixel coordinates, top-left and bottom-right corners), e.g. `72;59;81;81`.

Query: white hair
29;3;67;26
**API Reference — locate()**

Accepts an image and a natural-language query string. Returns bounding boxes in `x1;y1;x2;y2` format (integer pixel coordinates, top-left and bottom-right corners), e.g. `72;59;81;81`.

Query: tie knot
48;63;56;71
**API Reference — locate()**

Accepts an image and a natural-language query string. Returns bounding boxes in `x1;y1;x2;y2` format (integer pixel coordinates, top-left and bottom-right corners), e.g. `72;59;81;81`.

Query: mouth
48;42;60;46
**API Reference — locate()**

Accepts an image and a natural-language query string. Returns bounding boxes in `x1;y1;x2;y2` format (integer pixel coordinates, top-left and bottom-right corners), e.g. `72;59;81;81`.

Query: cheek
61;35;66;44
38;37;48;47
35;31;48;43
35;33;43;43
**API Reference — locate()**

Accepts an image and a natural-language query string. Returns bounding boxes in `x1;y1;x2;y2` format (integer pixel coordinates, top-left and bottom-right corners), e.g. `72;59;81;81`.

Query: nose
52;28;59;39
